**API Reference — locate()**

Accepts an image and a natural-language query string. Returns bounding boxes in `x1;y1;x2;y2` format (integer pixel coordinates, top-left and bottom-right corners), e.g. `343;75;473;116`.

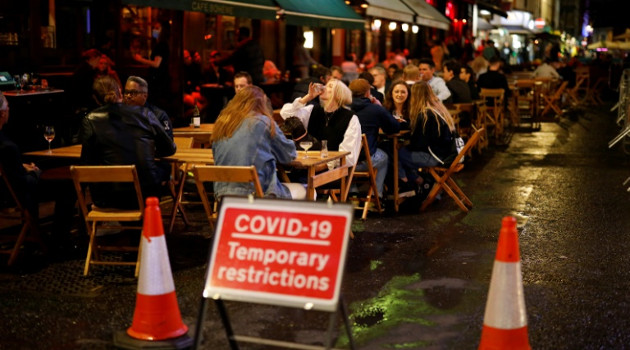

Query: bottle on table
192;99;201;128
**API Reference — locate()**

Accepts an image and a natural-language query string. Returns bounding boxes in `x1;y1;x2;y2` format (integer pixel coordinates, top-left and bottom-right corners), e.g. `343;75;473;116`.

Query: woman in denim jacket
212;86;305;199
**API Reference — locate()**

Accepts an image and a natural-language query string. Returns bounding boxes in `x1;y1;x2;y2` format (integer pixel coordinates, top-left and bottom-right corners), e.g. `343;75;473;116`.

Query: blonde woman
212;85;305;199
279;78;361;166
398;81;457;187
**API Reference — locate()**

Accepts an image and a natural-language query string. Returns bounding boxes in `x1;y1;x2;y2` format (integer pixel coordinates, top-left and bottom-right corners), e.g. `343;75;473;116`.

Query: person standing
216;27;265;85
292;34;318;80
80;76;176;207
132;21;171;107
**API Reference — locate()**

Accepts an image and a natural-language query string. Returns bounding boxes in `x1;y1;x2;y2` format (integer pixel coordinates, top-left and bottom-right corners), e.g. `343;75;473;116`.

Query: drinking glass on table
43;126;55;153
299;141;313;159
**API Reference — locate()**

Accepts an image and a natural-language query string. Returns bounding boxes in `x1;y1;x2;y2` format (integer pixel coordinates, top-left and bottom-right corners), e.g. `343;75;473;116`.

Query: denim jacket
212;115;296;199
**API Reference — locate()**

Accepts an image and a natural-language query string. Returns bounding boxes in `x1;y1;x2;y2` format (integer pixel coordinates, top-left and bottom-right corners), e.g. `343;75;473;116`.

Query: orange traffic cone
479;216;531;350
127;197;188;341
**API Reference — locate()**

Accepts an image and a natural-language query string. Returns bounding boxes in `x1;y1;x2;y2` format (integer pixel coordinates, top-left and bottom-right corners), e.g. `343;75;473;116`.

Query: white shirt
428;76;451;101
280;98;362;166
533;63;560;79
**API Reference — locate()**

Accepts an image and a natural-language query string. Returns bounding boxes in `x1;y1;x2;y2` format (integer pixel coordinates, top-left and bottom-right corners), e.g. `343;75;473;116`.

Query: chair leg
168;174;187;234
7;223;29;266
441;180;470;212
420;182;443;211
84;221;97;276
446;177;472;207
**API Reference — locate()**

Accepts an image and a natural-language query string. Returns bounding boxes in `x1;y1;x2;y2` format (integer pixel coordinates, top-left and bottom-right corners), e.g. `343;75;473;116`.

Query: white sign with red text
203;197;353;312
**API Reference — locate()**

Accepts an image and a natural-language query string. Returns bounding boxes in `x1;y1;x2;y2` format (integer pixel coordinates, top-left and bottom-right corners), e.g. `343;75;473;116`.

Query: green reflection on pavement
370;260;383;271
337;273;441;347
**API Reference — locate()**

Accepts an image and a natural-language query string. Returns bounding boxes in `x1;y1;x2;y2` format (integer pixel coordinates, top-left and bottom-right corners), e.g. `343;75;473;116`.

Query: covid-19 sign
203;197;353;312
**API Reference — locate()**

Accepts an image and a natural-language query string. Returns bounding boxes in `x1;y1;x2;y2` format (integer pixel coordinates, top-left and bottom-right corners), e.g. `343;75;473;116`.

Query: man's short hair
358;71;374;85
443;60;461;74
310;65;331;80
369;66;386;77
234;71;252;84
349;78;371;97
461;64;474;76
489;56;502;65
418;58;434;68
127;76;148;91
330;65;343;75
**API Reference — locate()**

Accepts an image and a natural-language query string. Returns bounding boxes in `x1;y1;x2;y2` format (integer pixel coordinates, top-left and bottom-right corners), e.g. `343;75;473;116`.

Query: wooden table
24;145;349;201
172;123;214;147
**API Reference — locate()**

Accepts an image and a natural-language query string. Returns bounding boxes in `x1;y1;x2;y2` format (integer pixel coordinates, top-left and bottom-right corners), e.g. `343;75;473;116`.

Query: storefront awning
400;0;450;31
122;0;279;21
477;0;508;18
274;0;364;30
365;0;415;24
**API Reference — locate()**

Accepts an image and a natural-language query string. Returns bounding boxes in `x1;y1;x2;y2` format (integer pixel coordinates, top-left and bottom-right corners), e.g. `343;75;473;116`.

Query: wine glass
299;141;313;159
43;126;55;153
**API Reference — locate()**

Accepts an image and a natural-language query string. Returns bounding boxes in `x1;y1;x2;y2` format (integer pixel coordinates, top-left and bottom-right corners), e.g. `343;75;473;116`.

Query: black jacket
79;103;176;206
350;97;400;156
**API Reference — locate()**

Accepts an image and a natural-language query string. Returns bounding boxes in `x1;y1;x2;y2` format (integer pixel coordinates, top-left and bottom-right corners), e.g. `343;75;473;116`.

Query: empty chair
348;134;382;220
480;88;505;143
70;165;144;276
191;165;264;230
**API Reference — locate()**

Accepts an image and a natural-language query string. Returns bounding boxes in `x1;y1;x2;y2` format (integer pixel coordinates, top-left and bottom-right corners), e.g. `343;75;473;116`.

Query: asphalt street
2;103;630;349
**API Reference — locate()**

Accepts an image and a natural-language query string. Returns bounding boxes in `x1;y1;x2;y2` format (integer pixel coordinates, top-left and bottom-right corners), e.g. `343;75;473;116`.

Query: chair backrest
480;89;504;112
447;127;484;168
70;165;144;219
191;165;264;228
174;137;194;150
192;165;264;197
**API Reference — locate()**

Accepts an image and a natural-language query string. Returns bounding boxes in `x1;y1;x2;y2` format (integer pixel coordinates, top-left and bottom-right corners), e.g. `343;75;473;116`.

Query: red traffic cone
479;216;531;350
126;197;188;341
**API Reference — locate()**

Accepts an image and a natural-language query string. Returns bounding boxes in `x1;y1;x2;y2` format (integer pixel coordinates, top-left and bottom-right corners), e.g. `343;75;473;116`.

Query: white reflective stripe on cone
137;235;176;296
483;260;527;329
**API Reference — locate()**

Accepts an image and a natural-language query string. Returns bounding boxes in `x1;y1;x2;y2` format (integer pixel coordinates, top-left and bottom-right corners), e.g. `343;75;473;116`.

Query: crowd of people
1;29;582;259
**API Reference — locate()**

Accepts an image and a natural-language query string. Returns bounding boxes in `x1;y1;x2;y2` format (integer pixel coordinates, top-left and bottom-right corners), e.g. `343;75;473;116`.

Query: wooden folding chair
0;165;44;265
472;100;488;153
348;134;383;220
70;165;144;276
419;128;484;213
479;89;505;143
166;137;194;234
541;81;569;117
512;79;537;127
191;165;264;230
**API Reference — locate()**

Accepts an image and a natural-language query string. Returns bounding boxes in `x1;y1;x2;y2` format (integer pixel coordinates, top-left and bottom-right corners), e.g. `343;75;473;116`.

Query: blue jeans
397;148;440;184
353;148;388;198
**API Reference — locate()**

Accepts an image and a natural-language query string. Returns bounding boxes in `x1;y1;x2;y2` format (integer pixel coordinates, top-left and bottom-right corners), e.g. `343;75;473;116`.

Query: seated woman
279;78;361;168
383;79;411;129
398;81;457;190
211;85;305;200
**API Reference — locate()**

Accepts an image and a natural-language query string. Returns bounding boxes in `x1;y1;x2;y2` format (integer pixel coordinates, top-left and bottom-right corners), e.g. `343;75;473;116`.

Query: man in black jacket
80;76;176;208
443;60;472;104
349;79;400;198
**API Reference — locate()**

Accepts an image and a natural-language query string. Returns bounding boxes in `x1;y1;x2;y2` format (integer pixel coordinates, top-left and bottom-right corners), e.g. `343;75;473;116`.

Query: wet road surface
2;104;630;349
